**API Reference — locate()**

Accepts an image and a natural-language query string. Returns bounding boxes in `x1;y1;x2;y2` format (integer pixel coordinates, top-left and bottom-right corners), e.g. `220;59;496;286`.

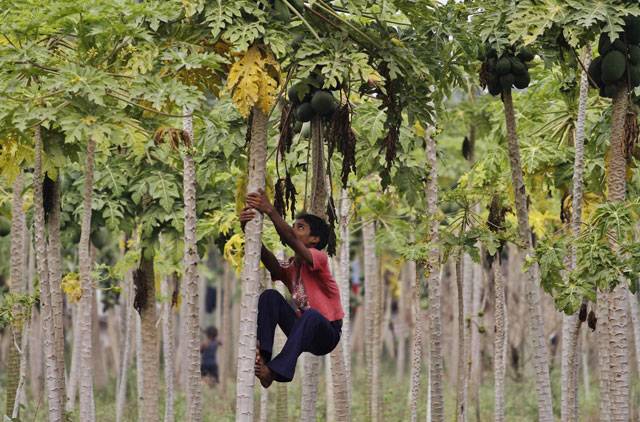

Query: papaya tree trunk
338;188;352;397
407;258;421;422
629;290;640;377
604;86;630;422
66;304;80;412
47;176;66;403
235;107;268;421
493;256;507;422
220;263;232;394
78;137;97;422
502;89;554;421
363;219;381;421
274;252;289;421
597;292;611;421
301;114;327;422
34;126;65;422
183;111;202;422
162;274;177;422
5;172;26;417
136;253;159;422
561;46;591;422
425;128;444;422
455;253;468;422
115;269;134;422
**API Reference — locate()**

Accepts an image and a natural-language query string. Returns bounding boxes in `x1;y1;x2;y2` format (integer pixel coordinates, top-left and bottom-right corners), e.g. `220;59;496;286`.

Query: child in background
200;326;220;386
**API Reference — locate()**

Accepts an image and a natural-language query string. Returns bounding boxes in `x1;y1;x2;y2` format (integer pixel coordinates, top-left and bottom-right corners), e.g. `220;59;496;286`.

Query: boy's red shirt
272;248;345;322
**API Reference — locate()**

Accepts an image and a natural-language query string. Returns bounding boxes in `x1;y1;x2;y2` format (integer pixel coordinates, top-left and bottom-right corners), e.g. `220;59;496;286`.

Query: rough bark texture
235;107;268;421
162;275;176;422
183;111;202;422
363;220;380;421
502;90;554;421
66;304;80;412
630;290;640;377
300;114;327;422
561;46;591;422
34;127;65;422
492;257;506;422
78;137;97;422
47;177;66;403
597;292;611;421
605;87;630;422
137;255;159;422
338;189;352;396
407;259;421;422
455;254;468;422
220;264;232;394
425;129;444;422
116;270;134;422
5;173;26;417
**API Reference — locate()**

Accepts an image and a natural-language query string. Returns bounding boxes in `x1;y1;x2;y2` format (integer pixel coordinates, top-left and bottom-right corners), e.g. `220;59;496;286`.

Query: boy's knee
258;289;280;307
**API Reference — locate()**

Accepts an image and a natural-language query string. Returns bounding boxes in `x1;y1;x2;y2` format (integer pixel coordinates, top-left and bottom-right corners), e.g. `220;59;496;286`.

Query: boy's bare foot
254;359;274;388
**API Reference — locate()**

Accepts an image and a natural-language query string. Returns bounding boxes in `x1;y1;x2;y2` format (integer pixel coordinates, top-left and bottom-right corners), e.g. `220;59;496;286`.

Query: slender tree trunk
162;275;177;422
78;138;97;422
5;173;26;417
338;188;352;397
561;46;591;422
629;290;640;377
502;90;554;421
12;321;29;419
28;238;44;401
397;262;410;381
92;280;107;391
604;87;631;422
183;111;203;422
235;107;268;421
66;304;80;412
493;256;507;422
136;254;160;422
34;127;65;422
300;114;327;422
220;264;232;394
116;270;134;422
47;176;66;403
425;128;444;422
363;219;381;421
455;253;468;422
136;313;144;422
597;292;611;421
407;258;421;422
469;255;483;422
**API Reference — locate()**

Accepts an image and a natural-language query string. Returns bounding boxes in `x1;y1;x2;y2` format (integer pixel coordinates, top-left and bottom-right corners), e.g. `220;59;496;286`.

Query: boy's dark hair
296;213;329;250
205;326;218;340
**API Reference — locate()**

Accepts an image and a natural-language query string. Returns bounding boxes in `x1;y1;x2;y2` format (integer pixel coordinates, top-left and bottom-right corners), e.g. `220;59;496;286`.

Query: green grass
1;359;638;421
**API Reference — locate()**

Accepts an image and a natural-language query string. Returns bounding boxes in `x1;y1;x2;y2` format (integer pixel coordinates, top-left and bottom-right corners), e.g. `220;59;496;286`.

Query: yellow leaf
390;37;404;47
414;121;425;137
226;45;280;118
61;272;82;303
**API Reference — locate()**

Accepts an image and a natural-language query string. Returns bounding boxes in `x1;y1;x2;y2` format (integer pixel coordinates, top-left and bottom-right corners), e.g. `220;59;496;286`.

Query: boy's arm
246;189;314;266
260;244;285;280
240;206;285;279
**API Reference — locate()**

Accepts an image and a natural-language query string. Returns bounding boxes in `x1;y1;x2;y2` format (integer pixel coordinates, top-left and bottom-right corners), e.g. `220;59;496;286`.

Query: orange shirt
273;248;345;322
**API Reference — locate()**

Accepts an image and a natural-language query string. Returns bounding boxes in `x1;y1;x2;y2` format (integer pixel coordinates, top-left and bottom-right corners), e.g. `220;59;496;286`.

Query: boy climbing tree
239;189;344;388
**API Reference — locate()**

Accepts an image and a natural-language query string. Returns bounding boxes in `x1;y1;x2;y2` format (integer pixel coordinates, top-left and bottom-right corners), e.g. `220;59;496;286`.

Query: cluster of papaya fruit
588;16;640;98
479;45;535;95
269;0;304;21
288;71;339;124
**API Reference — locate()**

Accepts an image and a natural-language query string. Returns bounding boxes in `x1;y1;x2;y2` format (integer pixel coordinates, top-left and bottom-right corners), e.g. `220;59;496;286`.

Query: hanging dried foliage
153;126;192;149
326;103;357;188
133;266;147;314
377;62;403;171
624;108;638;162
325;195;337;257
273;172;298;220
43;174;56;223
278;101;296;156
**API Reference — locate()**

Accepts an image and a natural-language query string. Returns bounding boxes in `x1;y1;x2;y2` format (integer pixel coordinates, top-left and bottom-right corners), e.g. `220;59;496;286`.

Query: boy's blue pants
257;289;342;382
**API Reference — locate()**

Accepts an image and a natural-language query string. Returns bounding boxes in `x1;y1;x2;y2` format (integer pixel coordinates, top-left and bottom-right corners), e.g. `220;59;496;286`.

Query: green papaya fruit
629;45;640;66
272;0;291;21
603;84;619;99
0;216;10;237
295;102;315;122
310;90;335;116
517;48;535;62
599;34;612;55
588;56;604;89
488;82;501;96
510;57;527;76
612;38;628;53
513;72;531;89
496;57;512;75
625;16;640;44
629;65;640;87
499;73;515;90
601;50;627;84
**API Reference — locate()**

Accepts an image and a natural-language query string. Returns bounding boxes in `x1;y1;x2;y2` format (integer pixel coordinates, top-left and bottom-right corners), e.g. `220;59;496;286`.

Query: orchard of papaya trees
1;1;640;421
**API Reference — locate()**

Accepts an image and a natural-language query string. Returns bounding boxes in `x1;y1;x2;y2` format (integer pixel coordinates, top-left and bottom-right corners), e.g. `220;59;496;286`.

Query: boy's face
292;218;319;248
